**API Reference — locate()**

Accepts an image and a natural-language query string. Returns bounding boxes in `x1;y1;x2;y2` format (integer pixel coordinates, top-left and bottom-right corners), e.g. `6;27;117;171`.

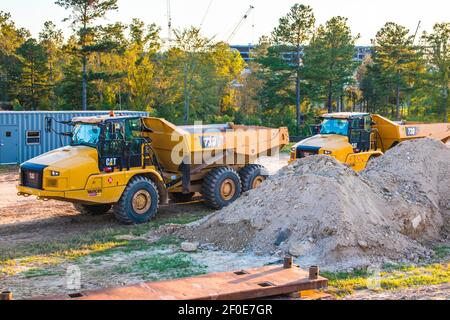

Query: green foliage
0;2;448;128
302;16;359;112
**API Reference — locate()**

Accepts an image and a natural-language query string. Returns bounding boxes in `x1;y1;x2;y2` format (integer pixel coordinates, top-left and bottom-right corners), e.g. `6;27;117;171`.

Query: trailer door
0;125;19;164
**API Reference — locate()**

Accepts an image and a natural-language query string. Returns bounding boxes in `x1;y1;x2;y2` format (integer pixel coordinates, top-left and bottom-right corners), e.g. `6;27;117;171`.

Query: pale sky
1;0;449;45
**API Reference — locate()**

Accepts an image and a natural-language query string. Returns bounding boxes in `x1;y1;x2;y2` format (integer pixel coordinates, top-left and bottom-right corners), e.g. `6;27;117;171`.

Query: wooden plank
41;265;328;301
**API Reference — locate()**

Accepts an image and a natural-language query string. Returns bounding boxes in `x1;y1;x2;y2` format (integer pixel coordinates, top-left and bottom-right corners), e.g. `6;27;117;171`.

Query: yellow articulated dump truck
290;112;450;171
17;113;289;224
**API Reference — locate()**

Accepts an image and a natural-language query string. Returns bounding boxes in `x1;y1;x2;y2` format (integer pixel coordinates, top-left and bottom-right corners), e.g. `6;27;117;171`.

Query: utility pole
167;0;172;43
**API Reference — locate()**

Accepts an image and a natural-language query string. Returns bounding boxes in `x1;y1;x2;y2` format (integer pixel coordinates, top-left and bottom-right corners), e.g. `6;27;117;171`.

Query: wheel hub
220;179;236;201
252;176;265;189
132;190;152;215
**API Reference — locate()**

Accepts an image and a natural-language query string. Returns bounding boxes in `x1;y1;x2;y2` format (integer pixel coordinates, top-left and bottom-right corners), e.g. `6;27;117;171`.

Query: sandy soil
0;154;290;247
345;283;450;300
1;152;449;300
182;140;450;271
0;156;288;300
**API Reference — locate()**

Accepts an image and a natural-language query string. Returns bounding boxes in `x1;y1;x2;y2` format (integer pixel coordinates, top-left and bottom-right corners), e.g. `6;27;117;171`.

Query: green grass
434;245;450;260
281;143;295;154
0;211;209;277
323;262;450;298
22;268;63;279
112;253;206;281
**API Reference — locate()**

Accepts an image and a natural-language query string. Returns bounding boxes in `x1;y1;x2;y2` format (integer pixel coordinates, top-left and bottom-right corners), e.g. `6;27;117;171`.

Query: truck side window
364;116;372;131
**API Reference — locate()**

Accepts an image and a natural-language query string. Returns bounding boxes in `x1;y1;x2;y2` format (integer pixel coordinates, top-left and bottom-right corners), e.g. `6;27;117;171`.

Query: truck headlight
51;171;60;177
323;150;332;155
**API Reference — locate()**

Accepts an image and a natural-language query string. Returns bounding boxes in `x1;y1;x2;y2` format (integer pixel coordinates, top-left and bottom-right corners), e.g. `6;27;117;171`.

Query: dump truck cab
17;114;167;223
290;113;383;171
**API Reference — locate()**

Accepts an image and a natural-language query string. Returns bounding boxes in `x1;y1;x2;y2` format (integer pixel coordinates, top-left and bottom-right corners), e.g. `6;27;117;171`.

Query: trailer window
26;131;41;145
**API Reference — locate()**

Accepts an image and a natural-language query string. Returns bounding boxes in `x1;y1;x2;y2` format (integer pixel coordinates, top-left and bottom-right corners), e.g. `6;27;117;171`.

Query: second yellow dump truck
17;114;289;224
290;112;450;171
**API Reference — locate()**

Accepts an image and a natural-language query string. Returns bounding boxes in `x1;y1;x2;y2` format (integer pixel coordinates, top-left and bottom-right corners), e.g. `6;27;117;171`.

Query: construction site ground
1;152;449;300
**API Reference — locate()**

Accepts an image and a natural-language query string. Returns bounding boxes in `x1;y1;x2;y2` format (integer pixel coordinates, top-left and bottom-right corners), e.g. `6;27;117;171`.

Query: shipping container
0;111;147;164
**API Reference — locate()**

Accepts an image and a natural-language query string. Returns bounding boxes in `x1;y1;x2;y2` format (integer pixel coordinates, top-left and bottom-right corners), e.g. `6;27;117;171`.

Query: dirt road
0;155;289;248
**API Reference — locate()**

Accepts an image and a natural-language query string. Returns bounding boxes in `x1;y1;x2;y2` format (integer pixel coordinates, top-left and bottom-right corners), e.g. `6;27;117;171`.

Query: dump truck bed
372;114;450;151
142;118;289;172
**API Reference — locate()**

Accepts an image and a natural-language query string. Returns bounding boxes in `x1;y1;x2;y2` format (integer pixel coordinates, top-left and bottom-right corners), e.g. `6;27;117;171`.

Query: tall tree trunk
443;89;448;123
444;67;448;123
82;54;87;111
395;70;400;120
296;71;301;130
327;81;333;113
183;64;189;125
295;44;302;133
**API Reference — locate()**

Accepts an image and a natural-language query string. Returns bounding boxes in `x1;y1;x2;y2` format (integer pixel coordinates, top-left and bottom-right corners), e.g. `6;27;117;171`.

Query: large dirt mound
363;138;450;238
180;139;450;270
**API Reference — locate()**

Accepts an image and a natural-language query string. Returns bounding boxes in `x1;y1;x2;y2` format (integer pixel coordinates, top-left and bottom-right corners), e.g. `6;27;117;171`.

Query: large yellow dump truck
290;112;450;171
17;114;289;224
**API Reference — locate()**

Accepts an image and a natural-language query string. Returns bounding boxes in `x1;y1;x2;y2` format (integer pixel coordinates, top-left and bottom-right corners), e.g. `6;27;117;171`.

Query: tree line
0;1;448;133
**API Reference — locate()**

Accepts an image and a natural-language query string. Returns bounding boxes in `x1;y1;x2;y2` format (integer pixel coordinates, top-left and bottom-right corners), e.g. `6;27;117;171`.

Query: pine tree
272;4;315;130
421;23;450;122
55;0;118;110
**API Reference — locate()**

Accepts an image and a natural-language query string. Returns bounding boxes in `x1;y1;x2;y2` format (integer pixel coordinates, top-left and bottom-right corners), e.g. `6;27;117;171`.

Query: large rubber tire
202;167;242;210
239;164;268;192
113;176;159;225
73;203;112;215
169;192;195;203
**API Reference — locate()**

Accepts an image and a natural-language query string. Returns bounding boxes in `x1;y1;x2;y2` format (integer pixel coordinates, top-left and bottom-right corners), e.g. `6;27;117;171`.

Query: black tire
113;176;159;224
202;167;242;210
239;164;268;192
169;192;195;203
73;203;112;215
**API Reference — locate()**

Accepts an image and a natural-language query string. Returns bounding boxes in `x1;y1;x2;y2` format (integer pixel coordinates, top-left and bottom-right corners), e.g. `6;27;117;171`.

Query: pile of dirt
363;138;450;238
179;139;450;270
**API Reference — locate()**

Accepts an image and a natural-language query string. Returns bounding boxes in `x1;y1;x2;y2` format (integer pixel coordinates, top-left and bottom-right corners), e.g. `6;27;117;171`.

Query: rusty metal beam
38;264;328;301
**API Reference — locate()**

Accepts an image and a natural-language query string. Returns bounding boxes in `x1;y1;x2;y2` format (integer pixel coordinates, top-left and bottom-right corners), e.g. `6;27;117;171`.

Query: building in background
230;45;373;63
0;111;147;164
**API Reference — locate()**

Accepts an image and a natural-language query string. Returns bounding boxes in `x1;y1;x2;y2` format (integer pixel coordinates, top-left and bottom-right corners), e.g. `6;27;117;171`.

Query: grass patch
281;143;295;154
0;210;209;277
22;268;62;279
434;245;450;260
113;253;206;281
323;262;450;298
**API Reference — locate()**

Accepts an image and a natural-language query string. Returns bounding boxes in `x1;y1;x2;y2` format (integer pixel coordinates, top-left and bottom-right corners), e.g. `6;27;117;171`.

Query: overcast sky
1;0;449;45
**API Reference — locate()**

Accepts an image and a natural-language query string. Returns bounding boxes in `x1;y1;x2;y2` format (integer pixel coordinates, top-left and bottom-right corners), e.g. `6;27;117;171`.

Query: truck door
99;121;126;171
349;117;371;152
125;118;145;168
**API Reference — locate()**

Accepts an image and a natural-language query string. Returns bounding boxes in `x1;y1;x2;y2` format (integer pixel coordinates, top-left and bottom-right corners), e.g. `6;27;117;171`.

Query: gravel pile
179;139;450;270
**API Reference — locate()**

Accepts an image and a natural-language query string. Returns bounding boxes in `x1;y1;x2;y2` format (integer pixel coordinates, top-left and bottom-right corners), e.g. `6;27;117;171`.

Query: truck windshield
72;124;101;147
320;119;349;136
